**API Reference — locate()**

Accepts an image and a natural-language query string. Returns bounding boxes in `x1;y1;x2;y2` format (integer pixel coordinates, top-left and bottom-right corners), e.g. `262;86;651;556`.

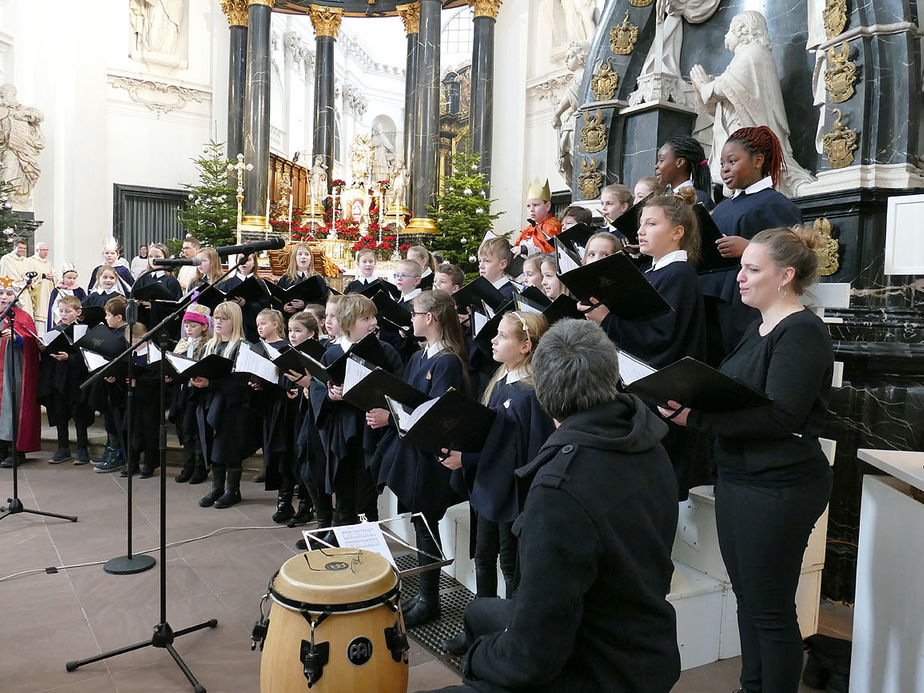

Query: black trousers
474;517;516;598
715;471;832;693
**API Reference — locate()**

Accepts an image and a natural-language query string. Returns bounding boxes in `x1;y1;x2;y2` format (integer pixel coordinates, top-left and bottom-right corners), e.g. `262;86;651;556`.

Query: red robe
0;307;42;452
513;216;562;254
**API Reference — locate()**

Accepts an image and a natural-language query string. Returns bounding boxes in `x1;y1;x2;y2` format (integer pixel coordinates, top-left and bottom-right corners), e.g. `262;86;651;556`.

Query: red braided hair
727;126;785;189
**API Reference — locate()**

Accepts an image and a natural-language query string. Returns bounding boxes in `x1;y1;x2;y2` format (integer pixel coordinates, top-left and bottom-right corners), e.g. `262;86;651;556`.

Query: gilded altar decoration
611;12;639;56
629;0;653;6
813;217;840;276
396;3;420;34
824;41;857;104
591;60;620;101
220;0;248;26
578;157;603;199
580;109;607;153
470;0;503;20
822;109;858;169
308;4;343;38
823;0;847;39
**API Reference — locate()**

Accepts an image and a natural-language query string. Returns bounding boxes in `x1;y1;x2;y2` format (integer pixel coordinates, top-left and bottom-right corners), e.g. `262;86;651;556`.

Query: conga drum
257;548;409;692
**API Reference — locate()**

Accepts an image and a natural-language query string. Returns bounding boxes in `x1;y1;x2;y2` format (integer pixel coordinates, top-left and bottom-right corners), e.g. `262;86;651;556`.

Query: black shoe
401;593;420;617
214;469;242;508
289;497;315;525
139;465;156;479
440;632;469;656
272;499;295;523
188;465;208;484
403;595;440;628
50;447;71;464
0;456;13;469
295;538;308;551
73;448;90;465
175;465;194;483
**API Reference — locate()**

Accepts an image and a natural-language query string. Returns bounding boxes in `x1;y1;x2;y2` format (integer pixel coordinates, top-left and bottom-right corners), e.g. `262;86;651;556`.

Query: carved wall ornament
812;217;840;276
396;3;420;35
591;60;620;101
824;41;857;104
580;109;607;153
220;0;248;26
578;157;603;199
470;0;503;20
108;76;209;117
822;109;858;169
823;0;847;39
610;12;639;56
629;0;653;6
308;4;343;38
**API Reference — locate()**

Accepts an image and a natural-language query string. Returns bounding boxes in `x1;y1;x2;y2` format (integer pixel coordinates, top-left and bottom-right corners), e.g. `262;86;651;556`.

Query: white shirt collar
401;288;422;302
490;276;510;290
505;366;527;384
336;335;352;352
236;271;251;281
673;179;694;192
734;176;774;197
650;249;689;271
421;268;433;278
425;341;446;359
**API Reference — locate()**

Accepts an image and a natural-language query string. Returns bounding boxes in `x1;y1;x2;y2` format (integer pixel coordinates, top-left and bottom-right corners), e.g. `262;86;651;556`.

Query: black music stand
0;273;78;524
66;253;261;691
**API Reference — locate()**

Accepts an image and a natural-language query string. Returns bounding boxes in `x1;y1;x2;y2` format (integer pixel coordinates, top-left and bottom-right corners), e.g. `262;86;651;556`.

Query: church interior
1;0;922;691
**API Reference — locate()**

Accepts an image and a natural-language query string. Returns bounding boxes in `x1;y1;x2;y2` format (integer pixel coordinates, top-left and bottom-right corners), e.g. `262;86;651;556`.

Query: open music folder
384;390;496;455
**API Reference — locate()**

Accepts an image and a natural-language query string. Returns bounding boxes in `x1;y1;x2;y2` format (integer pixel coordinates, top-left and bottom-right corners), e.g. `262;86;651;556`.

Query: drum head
274;548;397;606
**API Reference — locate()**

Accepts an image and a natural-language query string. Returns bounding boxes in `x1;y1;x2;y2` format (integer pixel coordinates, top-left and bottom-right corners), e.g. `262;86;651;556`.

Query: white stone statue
551;41;588;188
556;0;598;43
0;84;45;208
388;162;408;212
371;121;398;183
690;11;815;197
642;0;720;77
129;0;185;56
307;154;328;212
348;134;374;185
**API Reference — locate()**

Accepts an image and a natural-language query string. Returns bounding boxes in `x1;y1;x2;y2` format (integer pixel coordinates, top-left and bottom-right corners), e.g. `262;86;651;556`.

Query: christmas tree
176;141;237;249
429;152;501;276
0;179;22;256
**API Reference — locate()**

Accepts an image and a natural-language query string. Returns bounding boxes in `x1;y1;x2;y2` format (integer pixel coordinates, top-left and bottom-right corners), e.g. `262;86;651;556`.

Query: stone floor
1;438;853;692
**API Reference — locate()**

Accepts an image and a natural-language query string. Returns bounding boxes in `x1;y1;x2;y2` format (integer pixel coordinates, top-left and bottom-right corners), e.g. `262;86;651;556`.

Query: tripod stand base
0;497;78;522
66;619;219;692
104;554;156;575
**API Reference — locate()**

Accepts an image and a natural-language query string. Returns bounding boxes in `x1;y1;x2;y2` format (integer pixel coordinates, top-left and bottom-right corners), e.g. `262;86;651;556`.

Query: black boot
272;480;295;523
175;450;195;483
289;483;315;525
188;457;208;485
441;631;469;656
403;568;440;628
199;466;225;507
474;566;498;599
214;467;242;508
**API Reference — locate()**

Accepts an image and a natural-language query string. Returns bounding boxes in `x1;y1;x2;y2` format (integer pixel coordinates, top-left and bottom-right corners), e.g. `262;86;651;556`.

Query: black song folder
385;390;496;455
341;355;429;412
451;276;508;314
272;339;327;374
164;352;234;381
267;275;328;306
370;289;413;331
692;203;740;274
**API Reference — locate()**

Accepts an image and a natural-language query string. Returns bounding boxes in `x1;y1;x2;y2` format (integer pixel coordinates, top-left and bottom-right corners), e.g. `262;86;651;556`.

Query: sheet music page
408;396;441;430
472;311;489;335
515;298;541;314
557;245;581;273
385;395;414;434
72;324;88;341
234;347;278;383
81;349;107;373
165;351;194;374
41;330;63;347
482;300;496;319
148;342;162;364
260;339;282;361
616;349;656;385
330;522;396;568
343;356;374;397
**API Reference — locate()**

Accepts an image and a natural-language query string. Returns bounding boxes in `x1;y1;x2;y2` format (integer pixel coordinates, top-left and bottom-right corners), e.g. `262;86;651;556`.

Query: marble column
468;0;502;190
221;0;249;161
309;4;342;193
397;3;420;209
406;0;441;234
241;0;273;226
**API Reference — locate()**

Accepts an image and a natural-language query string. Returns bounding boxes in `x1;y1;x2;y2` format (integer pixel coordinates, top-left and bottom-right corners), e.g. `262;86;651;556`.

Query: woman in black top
661;226;833;693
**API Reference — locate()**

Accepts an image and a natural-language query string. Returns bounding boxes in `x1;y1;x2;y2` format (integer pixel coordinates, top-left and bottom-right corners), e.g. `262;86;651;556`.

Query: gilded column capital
396;3;420;35
468;0;502;19
246;0;274;7
220;0;249;26
308;4;344;38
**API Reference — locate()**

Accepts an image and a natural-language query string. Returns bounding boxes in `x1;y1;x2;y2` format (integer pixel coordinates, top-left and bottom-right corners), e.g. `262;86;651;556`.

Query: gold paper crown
102;236;119;253
60;263;78;275
526;179;551;202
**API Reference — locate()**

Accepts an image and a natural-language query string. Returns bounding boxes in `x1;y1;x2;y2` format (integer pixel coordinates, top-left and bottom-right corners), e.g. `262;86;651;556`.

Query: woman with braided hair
655;135;715;209
703;125;802;363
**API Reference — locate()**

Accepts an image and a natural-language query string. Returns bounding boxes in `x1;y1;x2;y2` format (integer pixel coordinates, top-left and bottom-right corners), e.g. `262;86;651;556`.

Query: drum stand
1;275;78;524
64;273;256;691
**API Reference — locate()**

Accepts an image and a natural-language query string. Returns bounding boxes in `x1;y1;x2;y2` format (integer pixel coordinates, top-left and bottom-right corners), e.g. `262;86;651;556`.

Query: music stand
65;257;255;691
0;273;78;524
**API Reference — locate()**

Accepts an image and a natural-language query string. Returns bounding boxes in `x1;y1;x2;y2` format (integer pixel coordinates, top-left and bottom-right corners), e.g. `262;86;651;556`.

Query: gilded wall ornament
396;3;420;35
591;60;620;101
580;110;607;153
823;0;847;39
629;0;653;6
308;4;344;38
470;0;503;19
220;0;249;26
824;41;857;103
610;12;639;56
822;109;858;169
578;157;604;199
813;217;840;276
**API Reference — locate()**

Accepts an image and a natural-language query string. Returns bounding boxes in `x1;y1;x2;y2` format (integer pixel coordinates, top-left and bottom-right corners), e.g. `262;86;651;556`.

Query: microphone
152;257;202;267
216;237;286;257
25;271;39;278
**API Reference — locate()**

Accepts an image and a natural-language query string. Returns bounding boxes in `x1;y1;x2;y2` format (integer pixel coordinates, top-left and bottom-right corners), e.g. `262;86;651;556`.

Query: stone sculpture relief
551;41;588;188
0;83;45;209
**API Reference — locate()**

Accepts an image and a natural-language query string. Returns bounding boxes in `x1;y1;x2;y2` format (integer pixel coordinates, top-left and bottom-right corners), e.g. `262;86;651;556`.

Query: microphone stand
0;275;78;523
67;256;254;692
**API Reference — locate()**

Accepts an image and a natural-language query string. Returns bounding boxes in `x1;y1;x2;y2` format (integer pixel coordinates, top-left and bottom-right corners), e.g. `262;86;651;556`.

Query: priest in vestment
0;240;34;317
28;242;55;335
512;179;562;255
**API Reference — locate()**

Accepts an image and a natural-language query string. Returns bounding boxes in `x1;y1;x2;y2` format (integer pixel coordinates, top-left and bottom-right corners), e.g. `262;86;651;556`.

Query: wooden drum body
258;548;409;692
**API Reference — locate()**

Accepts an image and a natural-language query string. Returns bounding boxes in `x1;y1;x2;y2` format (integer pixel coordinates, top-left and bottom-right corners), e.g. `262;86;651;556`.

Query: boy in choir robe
511;179;562;256
478;237;517;302
91;297;131;473
434;263;464;295
377;259;422;363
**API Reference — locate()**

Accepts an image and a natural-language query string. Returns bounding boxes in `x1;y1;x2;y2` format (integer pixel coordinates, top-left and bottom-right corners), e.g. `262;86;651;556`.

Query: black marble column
242;1;272;223
408;0;440;230
469;11;497;189
312;35;336;183
403;29;419;206
227;24;248;161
